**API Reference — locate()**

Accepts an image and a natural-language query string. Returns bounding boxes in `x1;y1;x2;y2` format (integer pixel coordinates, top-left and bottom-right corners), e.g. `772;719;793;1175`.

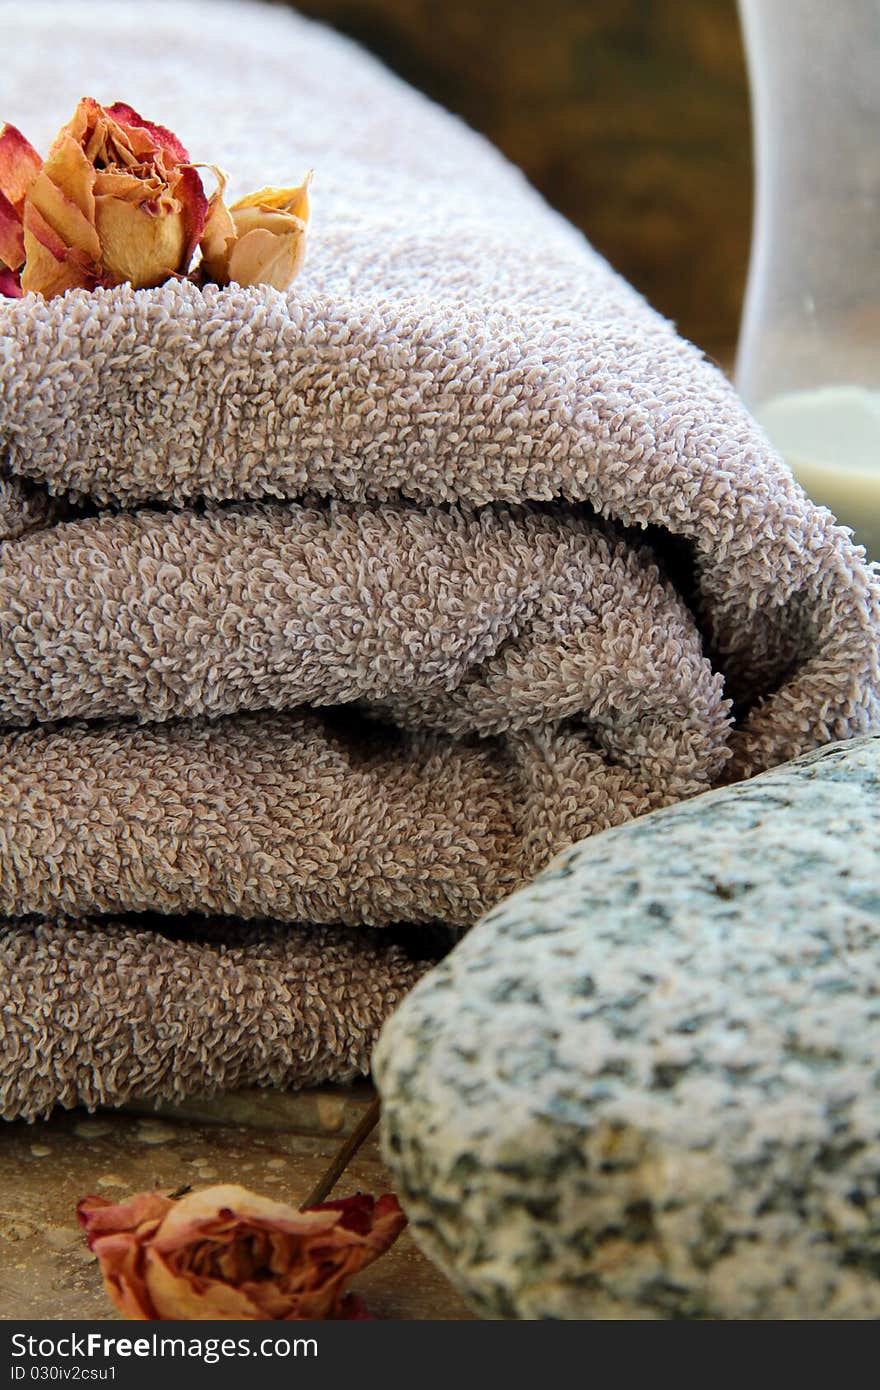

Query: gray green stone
374;736;880;1319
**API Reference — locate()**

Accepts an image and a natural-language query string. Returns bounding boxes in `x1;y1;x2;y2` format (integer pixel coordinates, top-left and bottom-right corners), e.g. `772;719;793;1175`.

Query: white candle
757;385;880;563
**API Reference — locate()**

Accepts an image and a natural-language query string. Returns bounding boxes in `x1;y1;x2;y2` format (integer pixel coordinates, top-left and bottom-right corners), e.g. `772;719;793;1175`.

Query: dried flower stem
300;1095;382;1210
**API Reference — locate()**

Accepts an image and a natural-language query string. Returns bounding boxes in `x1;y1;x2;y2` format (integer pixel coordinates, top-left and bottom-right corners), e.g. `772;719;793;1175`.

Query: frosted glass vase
735;0;880;561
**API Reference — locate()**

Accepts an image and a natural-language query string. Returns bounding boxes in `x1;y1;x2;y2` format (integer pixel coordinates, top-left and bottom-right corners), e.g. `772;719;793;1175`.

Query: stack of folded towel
1;0;877;1120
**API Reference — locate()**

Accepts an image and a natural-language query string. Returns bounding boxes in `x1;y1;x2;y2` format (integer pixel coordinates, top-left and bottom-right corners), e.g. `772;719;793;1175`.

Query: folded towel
1;0;878;1120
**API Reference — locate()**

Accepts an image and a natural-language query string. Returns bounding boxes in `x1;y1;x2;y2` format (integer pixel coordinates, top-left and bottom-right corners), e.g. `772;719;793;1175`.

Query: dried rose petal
0;123;42;271
0;264;22;297
0;123;42;206
104;102;192;165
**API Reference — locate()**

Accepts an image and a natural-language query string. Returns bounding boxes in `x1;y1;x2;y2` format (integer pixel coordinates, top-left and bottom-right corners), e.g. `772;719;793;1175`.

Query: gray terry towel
1;0;878;1119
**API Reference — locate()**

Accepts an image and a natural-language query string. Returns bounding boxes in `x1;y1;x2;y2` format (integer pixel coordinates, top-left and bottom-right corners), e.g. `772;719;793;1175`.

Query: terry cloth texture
1;0;879;1119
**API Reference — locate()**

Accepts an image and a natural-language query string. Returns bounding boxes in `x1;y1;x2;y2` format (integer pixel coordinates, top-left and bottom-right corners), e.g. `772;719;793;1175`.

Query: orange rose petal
0;122;42;208
20;230;97;299
90;1230;157;1320
230;175;311;221
150;1185;339;1251
199;189;236;282
0;190;25;269
106;101;191;164
57;98;107;164
77;1191;174;1243
91;169;154;199
327;1190;409;1250
105;1278;156;1320
41;132;96;223
78;1194;176;1321
145;1251;266;1321
59;98;139;171
228;205;305;237
26;167;102;262
95;193;188;288
20;203;96;296
175;164;209;267
61;96;103;140
0;265;22;297
227;224;307;291
22;200;72;260
239;1280;307;1320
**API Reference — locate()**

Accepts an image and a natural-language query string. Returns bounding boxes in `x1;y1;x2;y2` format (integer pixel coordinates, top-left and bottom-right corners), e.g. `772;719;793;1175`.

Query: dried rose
18;97;208;297
77;1185;406;1320
200;175;310;290
0;123;42;292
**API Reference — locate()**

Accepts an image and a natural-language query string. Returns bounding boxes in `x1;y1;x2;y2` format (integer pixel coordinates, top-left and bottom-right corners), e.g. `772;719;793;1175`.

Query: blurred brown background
287;0;752;363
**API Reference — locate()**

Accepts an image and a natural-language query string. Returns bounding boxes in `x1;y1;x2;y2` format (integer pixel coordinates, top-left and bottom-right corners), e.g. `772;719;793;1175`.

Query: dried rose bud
19;97;207;297
0;123;42;293
200;176;311;291
77;1184;406;1320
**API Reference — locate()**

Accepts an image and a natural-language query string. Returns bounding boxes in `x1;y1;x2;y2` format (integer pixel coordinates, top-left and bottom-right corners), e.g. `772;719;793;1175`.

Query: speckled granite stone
375;736;880;1319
